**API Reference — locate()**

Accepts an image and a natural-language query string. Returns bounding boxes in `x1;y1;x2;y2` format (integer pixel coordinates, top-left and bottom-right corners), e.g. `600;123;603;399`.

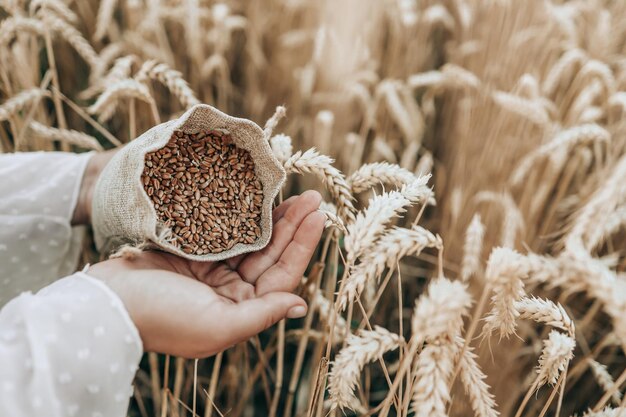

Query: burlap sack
92;104;286;261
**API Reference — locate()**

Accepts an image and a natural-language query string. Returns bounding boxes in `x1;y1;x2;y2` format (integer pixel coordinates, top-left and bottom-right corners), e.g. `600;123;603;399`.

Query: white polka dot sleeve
0;272;143;417
0;152;93;307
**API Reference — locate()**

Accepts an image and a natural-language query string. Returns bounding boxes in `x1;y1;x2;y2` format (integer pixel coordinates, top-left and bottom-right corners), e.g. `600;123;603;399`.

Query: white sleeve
0;272;143;417
0;152;93;307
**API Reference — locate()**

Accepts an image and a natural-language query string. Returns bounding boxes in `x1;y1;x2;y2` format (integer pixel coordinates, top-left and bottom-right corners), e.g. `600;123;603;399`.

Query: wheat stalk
461;214;485;282
0;88;49;121
135;59;200;109
28;121;103;150
285;148;356;224
582;408;626;417
475;191;524;248
328;326;402;410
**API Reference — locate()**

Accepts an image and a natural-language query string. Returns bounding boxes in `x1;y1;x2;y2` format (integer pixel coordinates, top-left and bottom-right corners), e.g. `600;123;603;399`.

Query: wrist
72;149;117;226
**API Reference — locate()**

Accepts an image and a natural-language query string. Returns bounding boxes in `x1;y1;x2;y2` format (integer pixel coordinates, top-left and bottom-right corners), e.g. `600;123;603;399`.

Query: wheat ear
284;148;356;224
28;121;103;151
328;326;402;410
29;0;78;24
42;14;100;68
412;278;472;344
94;0;118;41
340;225;441;310
269;134;293;164
510;124;610;186
411;341;456;417
88;78;154;121
482;248;528;339
461;214;485;281
457;337;499;417
514;296;575;337
0;89;49;122
135;59;200;109
348;162;417;193
0;16;44;46
536;330;575;387
588;359;622;405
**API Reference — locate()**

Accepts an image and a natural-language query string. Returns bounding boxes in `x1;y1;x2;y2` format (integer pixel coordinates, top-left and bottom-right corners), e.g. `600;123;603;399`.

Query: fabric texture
0;273;142;417
92;104;286;261
0;152;91;307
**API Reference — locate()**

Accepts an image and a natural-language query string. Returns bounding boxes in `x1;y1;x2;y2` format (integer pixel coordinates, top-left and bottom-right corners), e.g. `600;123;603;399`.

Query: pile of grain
141;129;263;255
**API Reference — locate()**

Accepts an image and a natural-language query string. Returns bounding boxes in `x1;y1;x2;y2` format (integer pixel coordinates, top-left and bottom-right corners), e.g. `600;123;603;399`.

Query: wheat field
2;0;626;416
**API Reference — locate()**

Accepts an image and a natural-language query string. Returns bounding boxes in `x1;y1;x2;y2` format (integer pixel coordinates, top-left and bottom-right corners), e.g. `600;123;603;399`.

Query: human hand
87;191;325;358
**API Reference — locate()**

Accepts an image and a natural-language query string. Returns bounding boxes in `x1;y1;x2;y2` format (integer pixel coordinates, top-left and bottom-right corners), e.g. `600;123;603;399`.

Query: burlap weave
92;104;286;261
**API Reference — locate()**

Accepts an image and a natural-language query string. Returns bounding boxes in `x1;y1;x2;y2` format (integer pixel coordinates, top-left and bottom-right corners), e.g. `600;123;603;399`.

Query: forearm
72;149;118;226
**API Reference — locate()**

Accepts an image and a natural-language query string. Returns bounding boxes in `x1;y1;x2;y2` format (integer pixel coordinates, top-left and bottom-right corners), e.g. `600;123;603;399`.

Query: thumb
225;292;307;342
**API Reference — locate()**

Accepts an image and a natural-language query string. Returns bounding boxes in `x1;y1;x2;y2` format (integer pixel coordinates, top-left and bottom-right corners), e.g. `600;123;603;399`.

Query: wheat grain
284;148;356;224
28;121;103;151
0;88;49;122
514;296;575;337
461;214;485;282
135;60;200;109
536;330;575;387
328;326;402;410
588;359;622;405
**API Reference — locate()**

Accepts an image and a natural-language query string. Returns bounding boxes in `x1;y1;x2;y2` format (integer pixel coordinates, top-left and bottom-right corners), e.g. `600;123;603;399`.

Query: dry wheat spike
284;148;356;224
135;60;200;109
328;326;402;410
28;121;103;151
0;89;49;122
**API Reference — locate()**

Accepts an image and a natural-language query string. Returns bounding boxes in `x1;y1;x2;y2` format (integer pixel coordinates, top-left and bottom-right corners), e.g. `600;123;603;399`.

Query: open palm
88;191;325;358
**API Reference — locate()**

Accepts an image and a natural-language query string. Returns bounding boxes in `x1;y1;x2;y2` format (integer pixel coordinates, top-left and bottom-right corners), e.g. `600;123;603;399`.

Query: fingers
225;195;299;270
195;264;255;302
236;190;322;283
218;292;307;345
255;211;325;296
